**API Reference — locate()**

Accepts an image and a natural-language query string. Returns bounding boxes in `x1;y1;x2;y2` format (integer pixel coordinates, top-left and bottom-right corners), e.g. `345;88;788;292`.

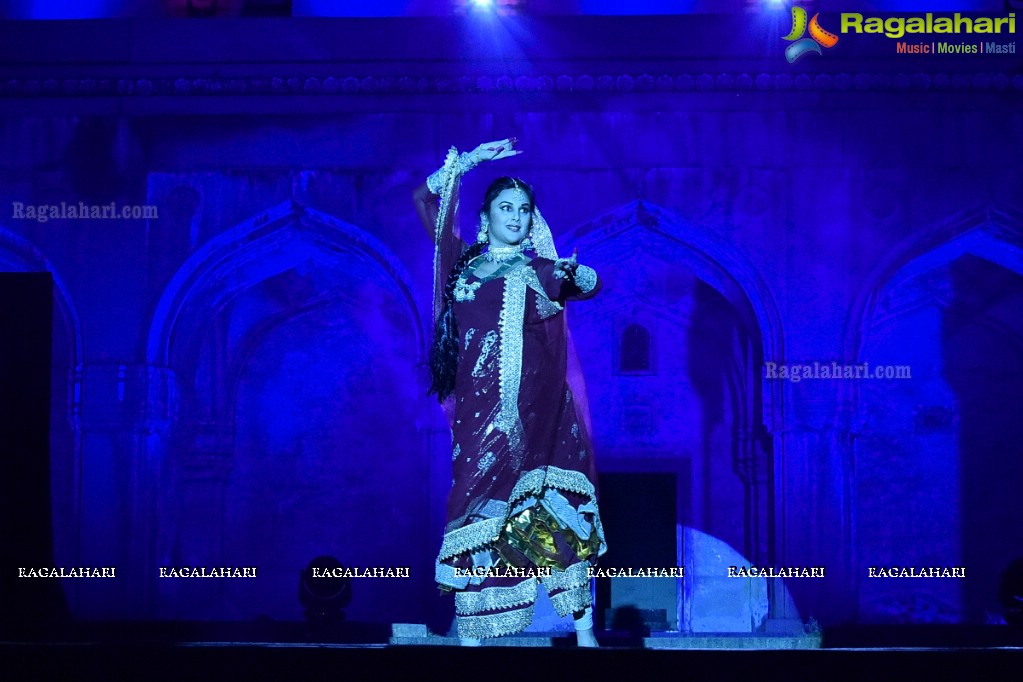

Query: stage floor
3;639;1023;681
4;623;1023;680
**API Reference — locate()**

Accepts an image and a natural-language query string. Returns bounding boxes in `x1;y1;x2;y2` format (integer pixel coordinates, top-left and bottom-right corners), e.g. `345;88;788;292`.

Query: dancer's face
487;189;533;247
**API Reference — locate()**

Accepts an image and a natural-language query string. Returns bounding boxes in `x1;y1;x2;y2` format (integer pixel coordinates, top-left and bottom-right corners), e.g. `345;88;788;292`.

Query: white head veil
529;207;559;261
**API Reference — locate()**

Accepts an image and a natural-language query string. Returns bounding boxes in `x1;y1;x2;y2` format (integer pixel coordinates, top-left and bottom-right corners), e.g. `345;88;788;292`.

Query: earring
521;233;533;251
477;214;489;244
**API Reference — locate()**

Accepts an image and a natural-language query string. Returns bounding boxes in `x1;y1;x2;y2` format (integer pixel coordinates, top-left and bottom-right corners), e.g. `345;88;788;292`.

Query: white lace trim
457;603;535;639
455;577;538;616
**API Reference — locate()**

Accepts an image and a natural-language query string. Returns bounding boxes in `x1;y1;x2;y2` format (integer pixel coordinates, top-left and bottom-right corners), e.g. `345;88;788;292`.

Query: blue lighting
11;0;118;19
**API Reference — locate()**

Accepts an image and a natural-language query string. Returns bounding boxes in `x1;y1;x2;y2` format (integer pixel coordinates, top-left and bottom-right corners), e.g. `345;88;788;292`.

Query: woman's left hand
554;249;579;280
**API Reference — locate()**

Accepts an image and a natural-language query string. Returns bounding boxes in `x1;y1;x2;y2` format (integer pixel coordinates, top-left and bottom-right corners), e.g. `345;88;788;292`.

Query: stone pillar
156;422;234;619
766;420;798;631
76;363;177;618
768;388;856;629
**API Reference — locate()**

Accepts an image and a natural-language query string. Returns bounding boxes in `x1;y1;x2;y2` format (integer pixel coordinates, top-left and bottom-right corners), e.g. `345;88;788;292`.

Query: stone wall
2;15;1021;630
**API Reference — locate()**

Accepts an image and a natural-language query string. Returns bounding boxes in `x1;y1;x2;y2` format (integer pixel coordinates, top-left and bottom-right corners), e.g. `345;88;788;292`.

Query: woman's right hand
473;137;521;163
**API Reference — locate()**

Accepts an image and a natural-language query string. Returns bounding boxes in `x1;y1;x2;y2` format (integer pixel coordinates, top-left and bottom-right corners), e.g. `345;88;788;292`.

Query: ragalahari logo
782;7;839;63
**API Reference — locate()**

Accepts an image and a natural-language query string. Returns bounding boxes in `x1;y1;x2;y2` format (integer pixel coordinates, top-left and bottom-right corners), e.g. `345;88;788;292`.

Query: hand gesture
473;137;521;163
554;248;579;280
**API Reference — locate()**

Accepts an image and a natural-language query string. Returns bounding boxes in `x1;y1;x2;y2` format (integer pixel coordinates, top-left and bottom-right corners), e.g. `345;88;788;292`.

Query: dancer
414;138;606;646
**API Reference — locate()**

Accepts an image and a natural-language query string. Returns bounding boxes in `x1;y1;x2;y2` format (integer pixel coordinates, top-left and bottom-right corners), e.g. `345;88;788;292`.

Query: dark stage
4;626;1023;680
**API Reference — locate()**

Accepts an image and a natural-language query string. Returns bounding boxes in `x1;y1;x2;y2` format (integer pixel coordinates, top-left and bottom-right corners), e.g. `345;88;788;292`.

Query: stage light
458;0;523;16
745;0;816;12
298;555;351;622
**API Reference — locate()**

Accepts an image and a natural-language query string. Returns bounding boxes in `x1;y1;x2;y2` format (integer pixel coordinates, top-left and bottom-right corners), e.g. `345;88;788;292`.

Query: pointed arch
844;201;1023;624
560;199;784;429
558;200;783;630
842;202;1023;408
146;199;423;369
0;228;84;383
140;200;431;620
0;226;85;578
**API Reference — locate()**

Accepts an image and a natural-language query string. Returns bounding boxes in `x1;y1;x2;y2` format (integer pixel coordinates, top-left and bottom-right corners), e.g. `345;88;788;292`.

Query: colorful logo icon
782;7;839;63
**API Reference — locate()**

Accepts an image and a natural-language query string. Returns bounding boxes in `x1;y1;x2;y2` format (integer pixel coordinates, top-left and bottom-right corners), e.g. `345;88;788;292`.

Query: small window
620;324;651;373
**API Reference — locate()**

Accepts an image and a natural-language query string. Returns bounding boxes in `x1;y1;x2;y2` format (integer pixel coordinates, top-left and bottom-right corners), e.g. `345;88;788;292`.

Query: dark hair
428;240;485;401
479;176;535;218
428;176;535;402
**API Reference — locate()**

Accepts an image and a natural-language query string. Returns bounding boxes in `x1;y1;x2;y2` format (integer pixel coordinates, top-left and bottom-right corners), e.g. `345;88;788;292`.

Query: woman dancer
414;138;606;646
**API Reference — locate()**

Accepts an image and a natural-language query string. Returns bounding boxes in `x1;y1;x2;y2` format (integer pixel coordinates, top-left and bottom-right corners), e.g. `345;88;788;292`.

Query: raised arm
413;158;465;242
412;138;520;242
413;180;441;241
417;139;522;323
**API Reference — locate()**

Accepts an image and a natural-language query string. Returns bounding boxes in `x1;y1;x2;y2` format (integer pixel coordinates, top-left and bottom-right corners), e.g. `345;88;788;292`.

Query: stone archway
0;228;84;596
845;203;1023;623
142;200;430;622
560;200;783;632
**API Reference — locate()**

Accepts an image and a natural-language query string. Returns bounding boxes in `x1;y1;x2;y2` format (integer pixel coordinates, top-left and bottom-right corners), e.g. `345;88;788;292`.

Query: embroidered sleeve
426;166;447;195
414;147;469;326
531;258;601;303
427;151;479;195
572;265;598;293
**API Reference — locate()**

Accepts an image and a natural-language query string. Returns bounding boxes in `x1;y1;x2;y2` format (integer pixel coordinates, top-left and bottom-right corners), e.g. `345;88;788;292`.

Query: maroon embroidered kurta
415;168;606;640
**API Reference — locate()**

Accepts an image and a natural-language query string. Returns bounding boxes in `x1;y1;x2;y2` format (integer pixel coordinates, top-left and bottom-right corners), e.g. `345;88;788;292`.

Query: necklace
484;244;524;263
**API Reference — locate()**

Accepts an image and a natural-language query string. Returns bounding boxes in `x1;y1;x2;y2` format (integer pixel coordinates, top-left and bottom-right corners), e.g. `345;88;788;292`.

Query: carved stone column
154;421;235;619
77;363;178;618
768;386;856;629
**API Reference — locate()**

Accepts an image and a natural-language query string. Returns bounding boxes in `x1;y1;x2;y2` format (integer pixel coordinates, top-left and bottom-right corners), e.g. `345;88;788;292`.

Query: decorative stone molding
3;72;1021;98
